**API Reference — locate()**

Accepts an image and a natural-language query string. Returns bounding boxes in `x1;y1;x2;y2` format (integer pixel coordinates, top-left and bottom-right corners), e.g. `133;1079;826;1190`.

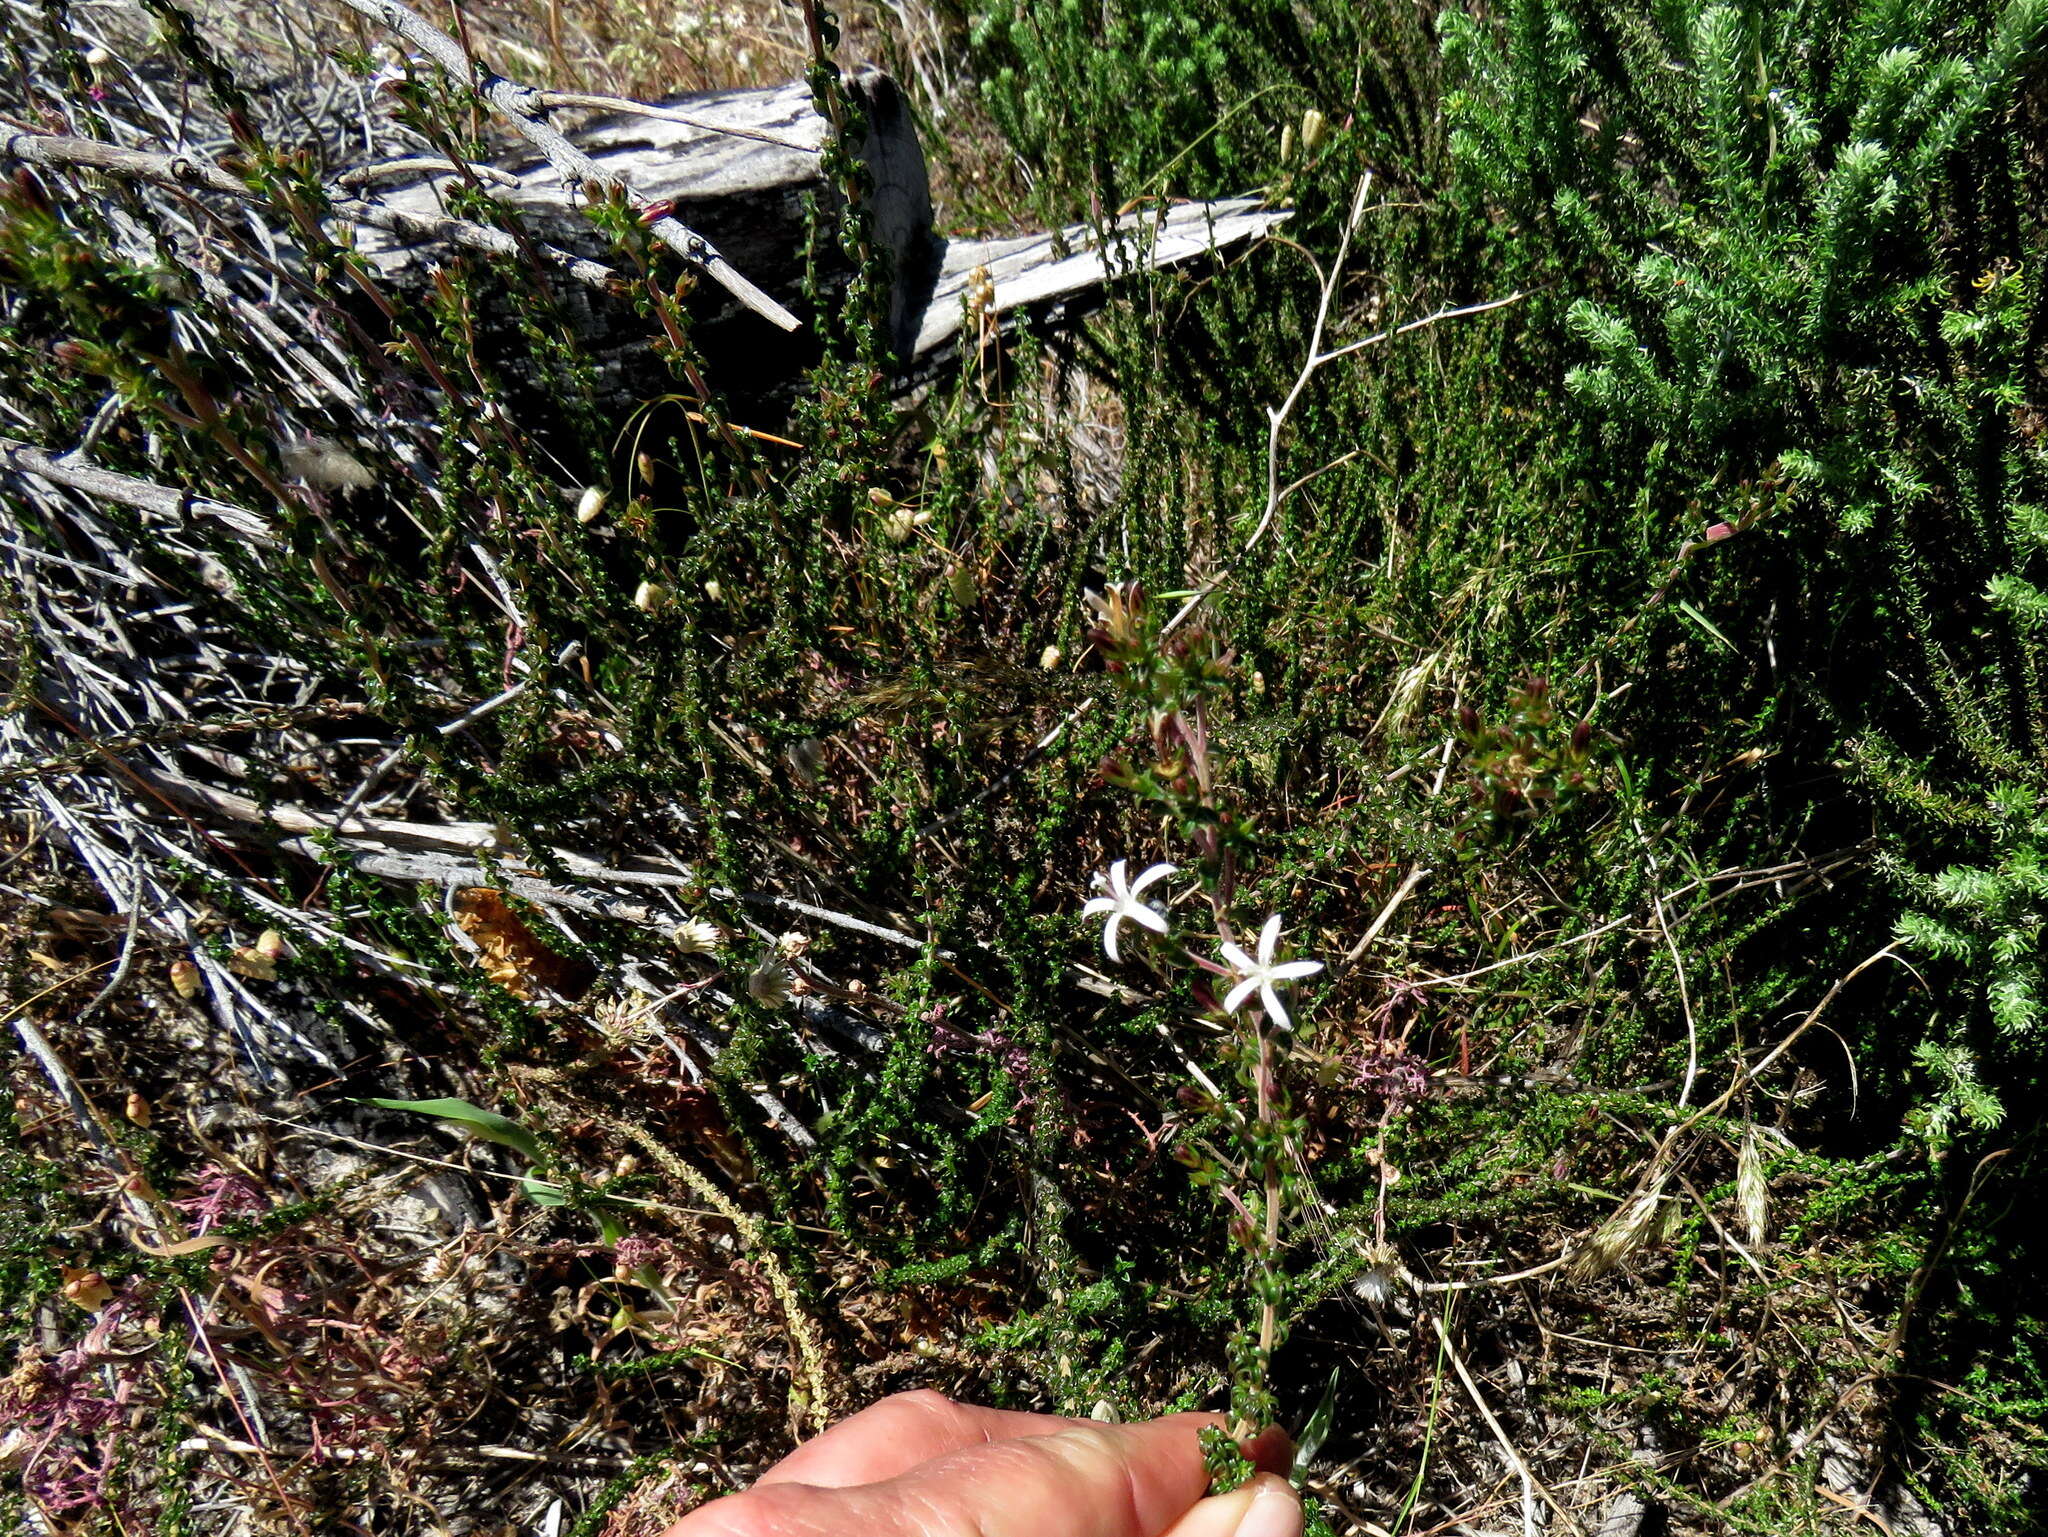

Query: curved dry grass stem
604;1115;833;1434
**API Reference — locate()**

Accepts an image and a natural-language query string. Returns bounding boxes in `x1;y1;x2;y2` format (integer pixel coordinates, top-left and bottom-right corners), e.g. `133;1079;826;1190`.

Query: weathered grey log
356;70;939;364
353;73;1285;380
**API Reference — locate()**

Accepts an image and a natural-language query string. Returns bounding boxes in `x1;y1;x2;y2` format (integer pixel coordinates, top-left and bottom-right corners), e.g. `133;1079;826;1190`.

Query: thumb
1158;1474;1303;1537
675;1413;1272;1537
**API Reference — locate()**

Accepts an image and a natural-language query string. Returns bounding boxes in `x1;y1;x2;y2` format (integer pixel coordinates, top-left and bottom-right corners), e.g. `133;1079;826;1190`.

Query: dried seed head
1737;1131;1769;1248
747;957;793;1009
1300;108;1329;153
1570;1179;1669;1281
672;919;722;955
254;928;288;961
633;580;667;612
1039;644;1063;670
1280;123;1296;163
124;1091;151;1128
1348;1240;1402;1306
169;958;202;999
279;436;374;491
576;485;609;524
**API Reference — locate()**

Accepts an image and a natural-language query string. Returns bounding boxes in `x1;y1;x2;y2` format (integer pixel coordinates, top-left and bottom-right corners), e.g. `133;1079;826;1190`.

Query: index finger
755;1390;1102;1489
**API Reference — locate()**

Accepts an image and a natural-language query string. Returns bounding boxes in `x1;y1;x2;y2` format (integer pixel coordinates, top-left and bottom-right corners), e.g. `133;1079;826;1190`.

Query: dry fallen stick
1;432;276;544
1245;174;1525;550
2;130;622;294
1428;1308;1587;1536
336;0;799;330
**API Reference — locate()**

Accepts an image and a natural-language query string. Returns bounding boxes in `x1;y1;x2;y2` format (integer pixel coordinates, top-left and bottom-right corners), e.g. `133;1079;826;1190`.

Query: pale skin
663;1391;1304;1537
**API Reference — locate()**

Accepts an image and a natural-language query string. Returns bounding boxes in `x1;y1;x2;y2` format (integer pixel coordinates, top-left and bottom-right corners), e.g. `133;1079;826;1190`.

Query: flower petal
1102;918;1124;964
1260;983;1293;1031
1257;913;1283;966
1107;859;1131;898
1081;897;1118;917
1268;960;1324;982
1219;943;1257;974
1129;861;1178;894
1223;976;1262;1015
1128;904;1170;935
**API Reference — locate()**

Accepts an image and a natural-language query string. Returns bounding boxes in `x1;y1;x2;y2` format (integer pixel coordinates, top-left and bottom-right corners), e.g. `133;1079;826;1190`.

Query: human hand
663;1390;1301;1537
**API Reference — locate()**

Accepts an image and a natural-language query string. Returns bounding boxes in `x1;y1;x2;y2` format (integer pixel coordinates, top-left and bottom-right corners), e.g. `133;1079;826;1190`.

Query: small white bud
1039;644;1063;670
1300;108;1329;153
633;580;667;612
576;486;608;524
880;507;930;545
703;579;723;602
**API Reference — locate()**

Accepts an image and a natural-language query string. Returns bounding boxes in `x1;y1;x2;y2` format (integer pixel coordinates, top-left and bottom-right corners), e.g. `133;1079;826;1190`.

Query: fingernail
1231;1476;1302;1537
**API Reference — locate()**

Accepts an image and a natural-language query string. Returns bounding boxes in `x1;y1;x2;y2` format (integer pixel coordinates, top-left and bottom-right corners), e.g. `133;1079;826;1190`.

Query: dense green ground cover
3;0;2045;1531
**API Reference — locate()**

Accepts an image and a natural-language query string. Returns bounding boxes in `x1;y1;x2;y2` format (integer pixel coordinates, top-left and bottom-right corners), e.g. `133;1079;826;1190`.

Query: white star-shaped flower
1219;914;1324;1030
1080;859;1177;963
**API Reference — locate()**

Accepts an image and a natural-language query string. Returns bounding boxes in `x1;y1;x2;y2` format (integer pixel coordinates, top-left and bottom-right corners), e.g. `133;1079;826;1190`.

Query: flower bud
672;918;722;954
1300;108;1328;153
227;946;276;981
703;579;722;602
633;580;667;612
1039;644;1062;670
576;485;608;524
169;958;202;999
62;1268;112;1311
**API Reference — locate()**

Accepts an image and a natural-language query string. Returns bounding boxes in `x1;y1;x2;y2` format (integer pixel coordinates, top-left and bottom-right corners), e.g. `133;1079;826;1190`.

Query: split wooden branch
335;0;798;331
2;129;621;294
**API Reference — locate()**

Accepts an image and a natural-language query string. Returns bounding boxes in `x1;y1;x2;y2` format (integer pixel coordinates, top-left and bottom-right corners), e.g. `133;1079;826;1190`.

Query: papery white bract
1080;859;1177;963
1219;914;1324;1030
